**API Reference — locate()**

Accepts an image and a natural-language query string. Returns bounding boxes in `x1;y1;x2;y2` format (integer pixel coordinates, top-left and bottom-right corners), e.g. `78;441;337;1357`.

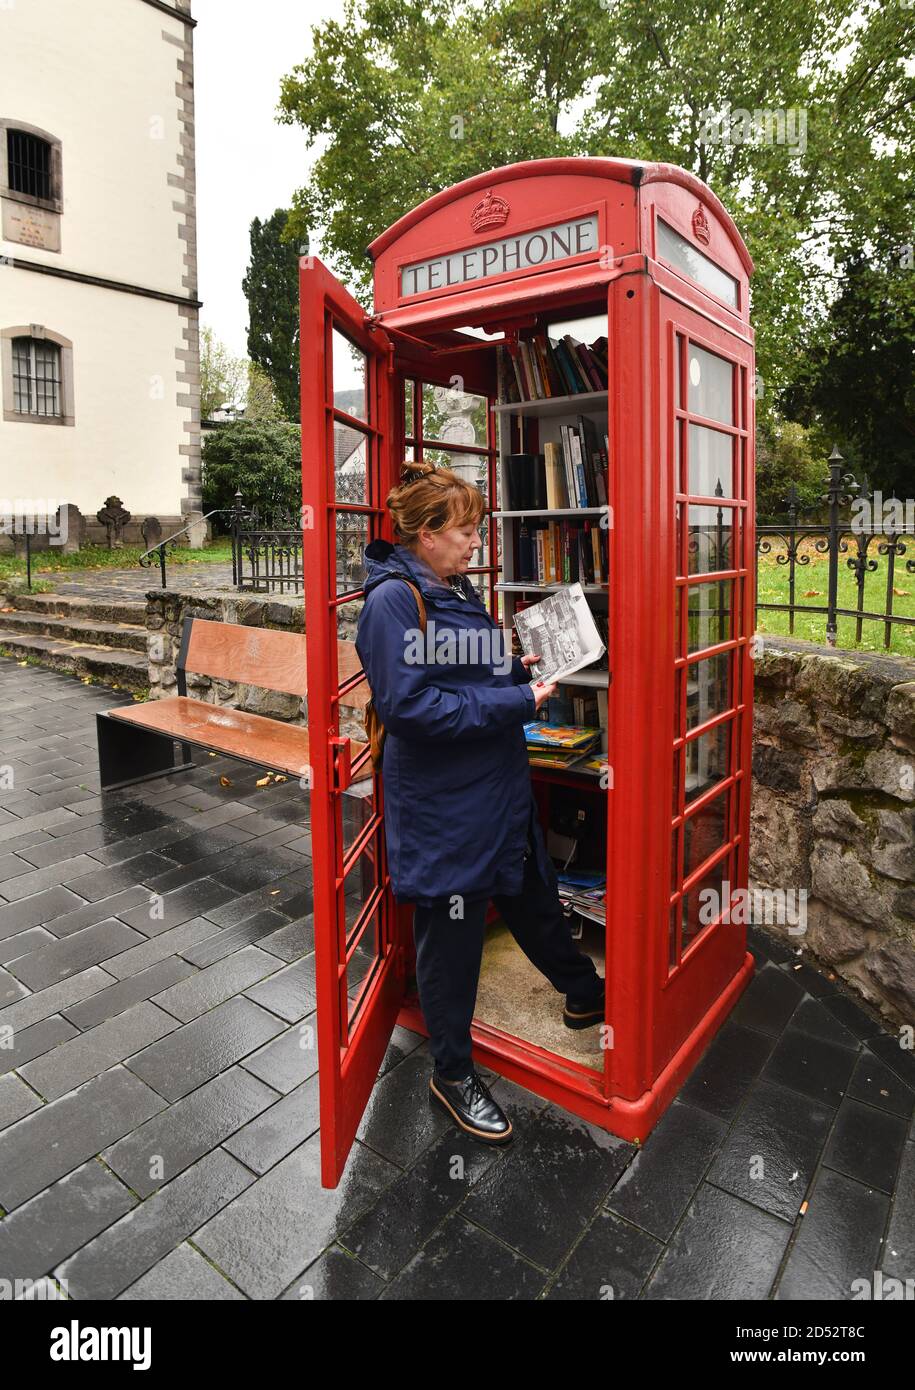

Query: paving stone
6;918;146;990
0;926;56;964
0;1160;137;1282
202;877;309;928
100;917;219;980
256;914;314;963
180;910;289;967
864;1034;915;1092
59;852;181;904
822;1097;908;1194
151;946;282;1022
39;885;150;937
0;1066;166;1210
0;808;81;845
341;1125;503;1280
606;1100;727;1240
117;1242;246;1300
62;957;197;1030
545;1208;663;1300
760;1025;859;1107
380;1209;546;1300
0;886;87;941
0;855;100;903
124;996;286;1101
0;965;114;1033
881;1141;915;1281
18;1001;180;1101
0;1013;78;1076
642;1183;793;1300
242;957;315;1022
279;1244;384;1301
460;1105;631;1270
775;1166;890;1300
728;961;805;1035
0;965;29;1007
222;1074;320;1173
0;1072;42;1130
116;878;237;937
239;1013;319;1094
846;1049;915;1119
55;1148;255;1299
192;1133;398;1299
103;1066;279;1197
705;1079;835;1223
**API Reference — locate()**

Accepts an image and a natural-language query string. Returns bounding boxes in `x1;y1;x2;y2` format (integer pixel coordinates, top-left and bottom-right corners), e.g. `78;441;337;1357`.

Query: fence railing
755;447;915;651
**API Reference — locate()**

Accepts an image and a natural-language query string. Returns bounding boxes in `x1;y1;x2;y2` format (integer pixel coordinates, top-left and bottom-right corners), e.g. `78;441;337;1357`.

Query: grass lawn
755;540;915;660
0;541;235;593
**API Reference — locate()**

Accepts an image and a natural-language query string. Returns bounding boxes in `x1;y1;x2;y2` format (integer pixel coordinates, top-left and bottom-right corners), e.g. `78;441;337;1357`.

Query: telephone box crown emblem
692;202;711;245
470;189;510;233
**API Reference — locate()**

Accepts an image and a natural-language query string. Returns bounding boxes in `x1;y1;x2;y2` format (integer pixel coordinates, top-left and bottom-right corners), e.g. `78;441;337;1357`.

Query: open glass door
300;257;406;1188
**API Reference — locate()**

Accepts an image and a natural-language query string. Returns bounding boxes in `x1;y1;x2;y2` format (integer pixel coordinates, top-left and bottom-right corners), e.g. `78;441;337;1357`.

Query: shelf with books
496;580;607;595
493;506;609;519
492;390;608;419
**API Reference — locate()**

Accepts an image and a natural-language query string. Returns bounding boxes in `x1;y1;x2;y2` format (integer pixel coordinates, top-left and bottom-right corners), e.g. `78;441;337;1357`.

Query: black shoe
429;1069;513;1144
563;978;606;1029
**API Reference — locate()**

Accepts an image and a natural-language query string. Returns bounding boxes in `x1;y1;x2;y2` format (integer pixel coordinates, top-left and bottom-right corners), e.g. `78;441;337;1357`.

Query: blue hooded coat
355;539;557;907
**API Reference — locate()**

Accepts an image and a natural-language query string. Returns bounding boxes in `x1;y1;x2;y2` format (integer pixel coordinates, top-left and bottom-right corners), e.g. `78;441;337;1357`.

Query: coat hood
362;538;474;606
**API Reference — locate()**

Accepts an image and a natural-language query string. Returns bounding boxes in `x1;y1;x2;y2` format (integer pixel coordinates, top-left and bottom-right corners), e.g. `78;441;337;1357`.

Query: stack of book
498;333;608;402
556;869;606;925
504;417;608;511
516;518;607;585
523;721;602;770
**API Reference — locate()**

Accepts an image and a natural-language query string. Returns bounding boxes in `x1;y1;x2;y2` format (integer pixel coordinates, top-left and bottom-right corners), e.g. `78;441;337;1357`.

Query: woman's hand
522;652;556;712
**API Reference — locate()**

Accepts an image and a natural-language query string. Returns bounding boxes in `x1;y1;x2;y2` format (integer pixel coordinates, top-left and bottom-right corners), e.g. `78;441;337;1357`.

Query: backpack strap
400;578;427;633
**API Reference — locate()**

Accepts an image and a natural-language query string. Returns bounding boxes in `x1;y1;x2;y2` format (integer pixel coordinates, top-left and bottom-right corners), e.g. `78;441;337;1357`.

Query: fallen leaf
892;588;910;597
802;590;822;598
219;776;233;787
273;775;288;783
256;775;271;787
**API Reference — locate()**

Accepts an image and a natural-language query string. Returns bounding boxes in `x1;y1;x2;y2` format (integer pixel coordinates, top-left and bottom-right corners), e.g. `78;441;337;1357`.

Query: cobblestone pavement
26;562;235;602
0;658;912;1300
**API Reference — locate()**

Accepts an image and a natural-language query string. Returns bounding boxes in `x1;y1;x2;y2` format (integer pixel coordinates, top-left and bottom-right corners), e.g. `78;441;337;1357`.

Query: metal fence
755;448;915;650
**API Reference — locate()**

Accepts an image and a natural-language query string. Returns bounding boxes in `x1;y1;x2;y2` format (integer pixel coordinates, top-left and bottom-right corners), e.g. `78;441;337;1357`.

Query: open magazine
512;583;606;685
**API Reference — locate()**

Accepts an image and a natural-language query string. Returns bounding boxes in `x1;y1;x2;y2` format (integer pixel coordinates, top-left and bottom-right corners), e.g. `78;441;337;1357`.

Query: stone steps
0;629;148;692
7;593;146;626
0;609;147;652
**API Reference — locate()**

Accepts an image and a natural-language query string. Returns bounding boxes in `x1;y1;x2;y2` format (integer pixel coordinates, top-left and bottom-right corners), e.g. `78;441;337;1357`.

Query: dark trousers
412;851;602;1081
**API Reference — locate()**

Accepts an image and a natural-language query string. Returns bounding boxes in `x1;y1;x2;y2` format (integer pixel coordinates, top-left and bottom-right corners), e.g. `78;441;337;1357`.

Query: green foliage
278;0;914;450
755;419;828;521
200;327;247;419
243;210;302;421
201;420;303;520
245;362;287;422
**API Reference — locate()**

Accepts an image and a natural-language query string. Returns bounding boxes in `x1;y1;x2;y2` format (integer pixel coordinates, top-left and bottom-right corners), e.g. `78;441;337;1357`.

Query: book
513;582;607;684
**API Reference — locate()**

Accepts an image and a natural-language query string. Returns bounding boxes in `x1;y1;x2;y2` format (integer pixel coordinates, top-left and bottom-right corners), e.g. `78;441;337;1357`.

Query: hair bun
400;460;436;486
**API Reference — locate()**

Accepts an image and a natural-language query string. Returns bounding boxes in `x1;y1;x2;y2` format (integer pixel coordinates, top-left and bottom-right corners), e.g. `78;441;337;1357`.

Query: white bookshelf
492;373;610;774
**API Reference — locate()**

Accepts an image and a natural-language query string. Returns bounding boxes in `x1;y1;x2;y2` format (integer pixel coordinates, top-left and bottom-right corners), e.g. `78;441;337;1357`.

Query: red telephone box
300;157;757;1188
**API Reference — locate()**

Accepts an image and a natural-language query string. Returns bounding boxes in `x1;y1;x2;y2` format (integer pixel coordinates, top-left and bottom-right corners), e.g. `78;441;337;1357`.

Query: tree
200;326;247;420
277;0;915;426
242;209;302;421
245;362;286;422
201;419;302;520
755;419;829;523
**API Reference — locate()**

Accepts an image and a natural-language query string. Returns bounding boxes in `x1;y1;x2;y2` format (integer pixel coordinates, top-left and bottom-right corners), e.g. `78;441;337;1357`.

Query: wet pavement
0;658;912;1300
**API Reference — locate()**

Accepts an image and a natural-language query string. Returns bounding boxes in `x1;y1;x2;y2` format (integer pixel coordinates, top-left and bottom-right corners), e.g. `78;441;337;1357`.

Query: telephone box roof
367;156;753;276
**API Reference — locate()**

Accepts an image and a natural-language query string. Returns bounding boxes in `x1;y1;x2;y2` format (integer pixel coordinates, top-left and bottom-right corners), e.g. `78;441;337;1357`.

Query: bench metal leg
97;712;195;792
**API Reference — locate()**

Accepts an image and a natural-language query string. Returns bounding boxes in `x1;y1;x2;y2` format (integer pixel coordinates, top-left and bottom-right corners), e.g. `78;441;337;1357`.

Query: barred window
12;337;61;417
7;129;52;202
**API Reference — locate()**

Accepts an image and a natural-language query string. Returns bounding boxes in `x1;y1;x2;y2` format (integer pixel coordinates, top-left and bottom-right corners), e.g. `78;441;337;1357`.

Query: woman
355;461;605;1146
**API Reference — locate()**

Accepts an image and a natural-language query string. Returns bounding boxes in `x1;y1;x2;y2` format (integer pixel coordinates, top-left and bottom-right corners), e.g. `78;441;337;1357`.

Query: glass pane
684;790;728;882
421;384;488;448
688;424;734;498
674;334;682;410
688;504;734;574
686;651;732;732
687;344;733;424
334;420;367;503
674;418;683;493
674;585;683;655
335;509;368;594
404;379;414;437
685;720;731;805
681;853;731;955
669;901;680;969
670;827;681;893
673;666;683;737
657;219;739;308
332;328;366;419
687;579;733;654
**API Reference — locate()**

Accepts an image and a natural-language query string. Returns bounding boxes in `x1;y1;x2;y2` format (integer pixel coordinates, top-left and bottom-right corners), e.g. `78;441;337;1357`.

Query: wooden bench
96;616;365;793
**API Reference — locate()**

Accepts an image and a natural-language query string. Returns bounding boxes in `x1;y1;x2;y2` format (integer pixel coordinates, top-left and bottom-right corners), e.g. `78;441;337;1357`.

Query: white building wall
0;0;199;528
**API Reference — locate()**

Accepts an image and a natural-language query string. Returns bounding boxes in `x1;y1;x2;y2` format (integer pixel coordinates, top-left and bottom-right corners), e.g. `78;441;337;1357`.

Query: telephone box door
300;257;405;1188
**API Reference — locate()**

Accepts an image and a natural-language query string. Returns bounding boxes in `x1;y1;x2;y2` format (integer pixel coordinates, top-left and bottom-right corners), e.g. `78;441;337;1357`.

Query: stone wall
751;637;915;1026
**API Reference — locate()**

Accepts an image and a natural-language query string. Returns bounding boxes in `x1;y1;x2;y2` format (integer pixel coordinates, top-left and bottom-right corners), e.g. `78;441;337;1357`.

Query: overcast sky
194;0;345;358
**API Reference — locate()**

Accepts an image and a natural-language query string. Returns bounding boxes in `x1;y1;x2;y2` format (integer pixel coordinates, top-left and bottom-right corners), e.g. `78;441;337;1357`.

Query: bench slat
184;620;307;695
107;696;312;777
